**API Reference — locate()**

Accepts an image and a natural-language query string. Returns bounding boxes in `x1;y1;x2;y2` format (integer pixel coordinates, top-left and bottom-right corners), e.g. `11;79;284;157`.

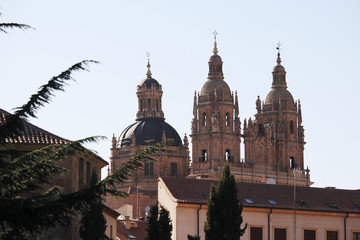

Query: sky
1;0;359;189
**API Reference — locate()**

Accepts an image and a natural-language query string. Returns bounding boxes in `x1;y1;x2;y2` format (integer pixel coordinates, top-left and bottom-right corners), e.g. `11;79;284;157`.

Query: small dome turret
265;50;294;104
200;36;231;96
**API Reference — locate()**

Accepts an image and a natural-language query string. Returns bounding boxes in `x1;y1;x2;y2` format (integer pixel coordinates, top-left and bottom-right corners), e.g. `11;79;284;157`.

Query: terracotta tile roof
160;177;360;214
0;108;69;145
117;220;148;240
104;205;121;219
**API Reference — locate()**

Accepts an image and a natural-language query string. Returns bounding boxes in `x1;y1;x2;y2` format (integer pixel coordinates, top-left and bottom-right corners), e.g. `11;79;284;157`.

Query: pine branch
99;141;169;196
0;23;34;34
14;60;99;119
0;136;105;198
0;60;99;143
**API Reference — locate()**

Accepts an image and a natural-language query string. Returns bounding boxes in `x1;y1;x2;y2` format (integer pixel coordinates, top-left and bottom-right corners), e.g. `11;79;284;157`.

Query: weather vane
146;52;150;61
276;41;282;53
213;30;218;41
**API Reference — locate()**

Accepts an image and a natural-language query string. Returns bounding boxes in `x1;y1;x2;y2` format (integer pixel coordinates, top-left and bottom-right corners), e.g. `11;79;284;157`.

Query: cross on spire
146;52;152;78
213;30;218;54
213;30;218;41
276;41;282;53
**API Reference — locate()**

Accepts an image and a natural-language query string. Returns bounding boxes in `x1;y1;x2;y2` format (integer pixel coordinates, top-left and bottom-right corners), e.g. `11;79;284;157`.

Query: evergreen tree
79;170;109;240
146;205;172;240
146;205;160;240
158;205;172;240
204;164;247;240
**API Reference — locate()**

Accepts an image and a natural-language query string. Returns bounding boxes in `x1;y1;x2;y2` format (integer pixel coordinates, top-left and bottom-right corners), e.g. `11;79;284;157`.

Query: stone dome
265;88;294;104
209;54;222;63
139;77;160;88
273;64;285;73
118;119;182;147
200;79;231;96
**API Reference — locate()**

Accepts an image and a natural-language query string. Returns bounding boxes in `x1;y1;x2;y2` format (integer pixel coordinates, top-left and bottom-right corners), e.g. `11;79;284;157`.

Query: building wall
158;182;360;240
104;212;118;240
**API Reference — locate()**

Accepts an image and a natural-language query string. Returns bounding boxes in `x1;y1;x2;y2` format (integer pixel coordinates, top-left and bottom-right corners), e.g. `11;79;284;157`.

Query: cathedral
108;38;312;219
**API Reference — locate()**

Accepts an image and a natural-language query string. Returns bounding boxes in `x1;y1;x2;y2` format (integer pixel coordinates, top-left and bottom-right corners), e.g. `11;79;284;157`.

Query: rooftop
160;177;360;214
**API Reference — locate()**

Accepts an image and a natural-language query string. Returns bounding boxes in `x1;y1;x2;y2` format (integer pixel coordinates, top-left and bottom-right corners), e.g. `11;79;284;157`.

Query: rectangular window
304;230;316;240
171;163;177;177
275;228;286;240
326;231;338;240
250;227;263;240
79;158;84;189
144;162;154;176
86;161;91;185
201;149;207;161
353;232;360;240
147;99;151;111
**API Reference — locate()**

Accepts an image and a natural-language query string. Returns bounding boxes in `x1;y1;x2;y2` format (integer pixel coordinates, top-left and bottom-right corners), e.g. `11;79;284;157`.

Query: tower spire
213;30;218;54
146;52;152;78
272;42;287;89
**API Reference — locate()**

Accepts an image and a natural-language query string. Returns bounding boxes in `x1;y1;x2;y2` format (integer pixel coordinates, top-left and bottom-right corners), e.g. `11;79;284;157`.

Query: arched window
225;113;230;126
289;157;295;169
290;120;294;134
203;113;207;126
140;99;143;111
225;149;231;161
156;99;159;111
201;149;207;161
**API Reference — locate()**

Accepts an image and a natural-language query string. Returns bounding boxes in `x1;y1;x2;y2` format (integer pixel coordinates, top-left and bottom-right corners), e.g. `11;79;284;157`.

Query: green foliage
79;170;109;240
146;205;172;240
204;164;247;240
188;234;201;240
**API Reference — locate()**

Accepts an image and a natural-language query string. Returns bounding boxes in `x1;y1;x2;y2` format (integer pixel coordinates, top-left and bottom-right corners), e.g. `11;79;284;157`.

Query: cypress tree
79;170;109;240
204;164;247;240
146;204;172;240
146;205;160;240
158;205;172;240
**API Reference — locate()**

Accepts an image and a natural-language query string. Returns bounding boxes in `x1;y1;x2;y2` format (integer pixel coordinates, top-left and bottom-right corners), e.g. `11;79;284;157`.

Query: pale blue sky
1;0;359;189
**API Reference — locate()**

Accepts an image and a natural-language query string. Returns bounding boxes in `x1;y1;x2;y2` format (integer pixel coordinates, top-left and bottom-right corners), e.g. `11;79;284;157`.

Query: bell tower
136;56;164;120
190;36;241;177
243;45;311;186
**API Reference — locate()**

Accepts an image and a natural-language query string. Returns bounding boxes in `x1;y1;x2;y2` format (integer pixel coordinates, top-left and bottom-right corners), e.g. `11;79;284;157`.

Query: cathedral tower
243;48;311;186
190;38;241;177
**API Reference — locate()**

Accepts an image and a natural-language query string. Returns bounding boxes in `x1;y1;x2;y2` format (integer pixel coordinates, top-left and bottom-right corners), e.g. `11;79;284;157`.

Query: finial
276;41;282;65
146;52;152;78
213;30;218;54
